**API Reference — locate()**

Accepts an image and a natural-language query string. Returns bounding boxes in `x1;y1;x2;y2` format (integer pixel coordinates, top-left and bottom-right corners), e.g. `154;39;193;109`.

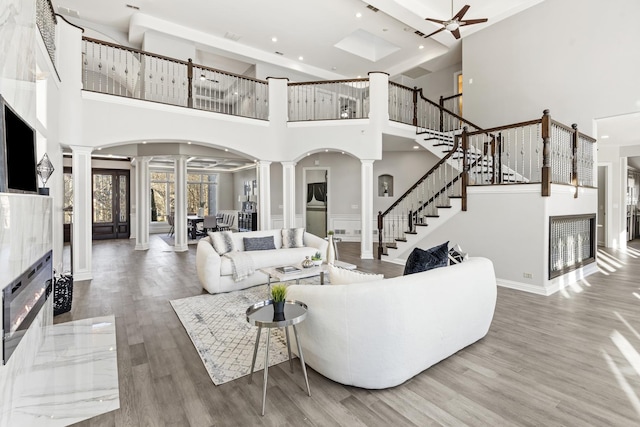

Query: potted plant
198;201;206;217
311;251;323;266
271;284;287;317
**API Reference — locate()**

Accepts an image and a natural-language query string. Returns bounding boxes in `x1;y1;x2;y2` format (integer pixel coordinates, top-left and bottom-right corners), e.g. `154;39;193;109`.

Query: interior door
92;169;130;240
304;168;328;237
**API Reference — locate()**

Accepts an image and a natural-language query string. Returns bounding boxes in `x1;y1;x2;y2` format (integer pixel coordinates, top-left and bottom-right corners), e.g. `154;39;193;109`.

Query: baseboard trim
496;279;548;295
73;271;93;282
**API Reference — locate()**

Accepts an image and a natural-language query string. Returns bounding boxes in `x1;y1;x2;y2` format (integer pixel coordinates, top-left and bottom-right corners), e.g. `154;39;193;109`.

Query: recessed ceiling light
341;151;345;154
272;36;278;42
419;45;424;49
142;141;147;144
413;145;420;149
188;141;192;145
97;147;102;150
225;148;229;152
325;149;328;152
355;12;362;18
357;75;361;78
601;135;609;139
332;66;337;70
298;56;304;61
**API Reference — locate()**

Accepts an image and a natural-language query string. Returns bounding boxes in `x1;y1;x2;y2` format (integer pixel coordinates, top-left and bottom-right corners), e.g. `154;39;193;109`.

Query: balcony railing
36;0;57;65
288;79;370;121
81;37;269;120
388;82;415;125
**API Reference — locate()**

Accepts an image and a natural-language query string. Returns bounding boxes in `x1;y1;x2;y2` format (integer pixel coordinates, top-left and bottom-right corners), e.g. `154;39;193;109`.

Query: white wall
463;0;640;131
413;63;461;102
142;30;195;62
401;184;597;295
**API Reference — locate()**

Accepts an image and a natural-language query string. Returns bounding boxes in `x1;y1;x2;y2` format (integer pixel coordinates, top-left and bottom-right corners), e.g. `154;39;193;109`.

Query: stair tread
395;238;407;242
436;205;452;208
415;223;429;226
406;231;418;235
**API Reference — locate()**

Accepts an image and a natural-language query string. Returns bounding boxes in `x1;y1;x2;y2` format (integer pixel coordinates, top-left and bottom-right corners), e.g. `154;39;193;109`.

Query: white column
257;161;272;230
70;145;93;281
282;161;297;228
174;156;188;252
360;159;375;259
134;156;150;250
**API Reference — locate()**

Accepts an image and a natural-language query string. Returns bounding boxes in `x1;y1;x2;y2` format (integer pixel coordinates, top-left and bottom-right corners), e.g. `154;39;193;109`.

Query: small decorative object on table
301;256;314;269
326;230;336;264
311;251;322;266
271;284;287;318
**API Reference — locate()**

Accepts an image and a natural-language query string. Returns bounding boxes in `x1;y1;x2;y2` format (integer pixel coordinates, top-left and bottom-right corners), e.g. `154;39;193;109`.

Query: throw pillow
208;230;235;255
243;236;276;251
448;244;468;265
281;228;305;248
328;264;384;285
403;241;449;275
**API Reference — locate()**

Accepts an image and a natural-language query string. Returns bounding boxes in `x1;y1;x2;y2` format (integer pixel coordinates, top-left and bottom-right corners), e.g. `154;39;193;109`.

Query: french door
92;169;130;240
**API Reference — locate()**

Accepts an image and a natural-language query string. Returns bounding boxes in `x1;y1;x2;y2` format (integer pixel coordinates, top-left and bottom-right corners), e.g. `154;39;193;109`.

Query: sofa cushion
282;228;305;248
328;264;383;285
403;241;449;275
448;244;468;265
208;231;236;255
219;247;317;276
243;236;276;251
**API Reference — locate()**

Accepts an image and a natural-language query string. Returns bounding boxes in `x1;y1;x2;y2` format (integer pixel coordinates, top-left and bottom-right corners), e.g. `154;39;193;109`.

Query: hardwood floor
61;237;640;426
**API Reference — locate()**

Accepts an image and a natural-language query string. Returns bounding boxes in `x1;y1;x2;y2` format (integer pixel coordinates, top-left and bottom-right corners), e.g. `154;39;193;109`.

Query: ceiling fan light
445;21;459;32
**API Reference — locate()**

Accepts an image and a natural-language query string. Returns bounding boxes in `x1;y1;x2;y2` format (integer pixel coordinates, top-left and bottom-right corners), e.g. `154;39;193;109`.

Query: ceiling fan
424;2;488;40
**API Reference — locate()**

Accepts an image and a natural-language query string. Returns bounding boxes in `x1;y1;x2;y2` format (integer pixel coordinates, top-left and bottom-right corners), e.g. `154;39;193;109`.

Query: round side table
246;299;311;416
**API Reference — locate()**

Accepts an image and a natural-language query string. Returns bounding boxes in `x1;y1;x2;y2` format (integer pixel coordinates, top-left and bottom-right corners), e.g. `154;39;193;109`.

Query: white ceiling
54;0;545;79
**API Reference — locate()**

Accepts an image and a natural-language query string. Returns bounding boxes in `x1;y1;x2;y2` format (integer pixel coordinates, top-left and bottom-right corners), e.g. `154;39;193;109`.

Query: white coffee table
260;264;328;287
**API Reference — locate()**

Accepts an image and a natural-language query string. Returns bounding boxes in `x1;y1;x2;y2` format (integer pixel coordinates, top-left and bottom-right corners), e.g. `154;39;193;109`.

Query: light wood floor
61;237;640;426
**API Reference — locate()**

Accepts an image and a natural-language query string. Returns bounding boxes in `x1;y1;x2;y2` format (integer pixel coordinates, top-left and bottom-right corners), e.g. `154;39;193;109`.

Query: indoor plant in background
271;284;287;319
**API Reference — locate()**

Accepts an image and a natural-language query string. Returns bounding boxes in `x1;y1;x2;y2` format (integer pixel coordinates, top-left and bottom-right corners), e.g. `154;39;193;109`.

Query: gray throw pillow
281;228;305;248
243;236;276;251
208;230;235;255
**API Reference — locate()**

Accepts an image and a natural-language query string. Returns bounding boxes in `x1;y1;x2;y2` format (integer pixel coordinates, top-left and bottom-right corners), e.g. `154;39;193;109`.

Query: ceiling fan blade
451;28;461;39
460;18;488;26
425;17;446;25
452;5;471;21
424;27;446;39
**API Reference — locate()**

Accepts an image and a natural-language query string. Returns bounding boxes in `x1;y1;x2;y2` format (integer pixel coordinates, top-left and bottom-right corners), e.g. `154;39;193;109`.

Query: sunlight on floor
602;349;640;417
615;312;640;342
625;247;640;258
611;330;640;377
598;250;624;268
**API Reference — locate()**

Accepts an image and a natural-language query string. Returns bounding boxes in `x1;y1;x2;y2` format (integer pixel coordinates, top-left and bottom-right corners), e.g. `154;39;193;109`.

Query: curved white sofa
287;257;497;389
196;229;328;294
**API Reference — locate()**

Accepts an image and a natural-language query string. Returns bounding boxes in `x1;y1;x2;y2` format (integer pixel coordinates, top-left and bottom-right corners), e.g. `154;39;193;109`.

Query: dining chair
167;214;175;237
203;215;218;233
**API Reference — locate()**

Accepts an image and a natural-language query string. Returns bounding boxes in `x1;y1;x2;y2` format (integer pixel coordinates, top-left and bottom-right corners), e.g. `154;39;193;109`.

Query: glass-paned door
92;169;130;240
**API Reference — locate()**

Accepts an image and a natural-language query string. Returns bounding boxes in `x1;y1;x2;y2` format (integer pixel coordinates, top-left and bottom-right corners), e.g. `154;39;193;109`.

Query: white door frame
598;162;613;247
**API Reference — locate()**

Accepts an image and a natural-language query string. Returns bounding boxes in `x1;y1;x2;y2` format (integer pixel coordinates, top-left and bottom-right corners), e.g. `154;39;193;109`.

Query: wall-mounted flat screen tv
0;95;37;194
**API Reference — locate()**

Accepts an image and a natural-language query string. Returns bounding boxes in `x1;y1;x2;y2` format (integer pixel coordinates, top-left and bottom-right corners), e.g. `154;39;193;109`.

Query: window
150;172;174;222
150;171;218;221
187;173;218;215
63;170;73;224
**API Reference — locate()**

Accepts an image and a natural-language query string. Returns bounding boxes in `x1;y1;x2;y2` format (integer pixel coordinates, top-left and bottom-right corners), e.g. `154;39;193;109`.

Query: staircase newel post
461;127;468;212
541;109;551;197
377;211;383;259
412;87;418;127
572;123;579;198
439;95;444;132
187;58;194;108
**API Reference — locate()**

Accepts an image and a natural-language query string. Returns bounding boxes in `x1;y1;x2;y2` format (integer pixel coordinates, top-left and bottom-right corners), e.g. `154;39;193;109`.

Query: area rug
170;278;323;385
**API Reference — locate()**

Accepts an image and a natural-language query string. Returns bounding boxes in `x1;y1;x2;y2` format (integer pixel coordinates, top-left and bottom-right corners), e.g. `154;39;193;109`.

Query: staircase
378;90;595;263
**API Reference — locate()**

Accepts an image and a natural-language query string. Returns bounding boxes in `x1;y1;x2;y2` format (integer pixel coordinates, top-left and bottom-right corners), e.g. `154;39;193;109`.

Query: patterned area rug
170;278;322;385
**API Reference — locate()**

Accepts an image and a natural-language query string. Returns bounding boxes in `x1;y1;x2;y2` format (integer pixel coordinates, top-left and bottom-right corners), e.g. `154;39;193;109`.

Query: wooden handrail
288;78;369;86
83;36;190;65
381;136;460;217
389;81;415;91
192;62;268;85
466;118;543;136
441;93;463;102
417;88;484;131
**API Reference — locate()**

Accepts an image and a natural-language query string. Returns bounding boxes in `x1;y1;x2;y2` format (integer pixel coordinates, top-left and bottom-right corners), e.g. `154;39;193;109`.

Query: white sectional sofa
287;257;497;389
196;229;328;294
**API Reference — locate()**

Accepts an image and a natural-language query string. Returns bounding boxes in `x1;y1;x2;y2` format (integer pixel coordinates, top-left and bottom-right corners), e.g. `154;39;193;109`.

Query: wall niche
378;174;393;197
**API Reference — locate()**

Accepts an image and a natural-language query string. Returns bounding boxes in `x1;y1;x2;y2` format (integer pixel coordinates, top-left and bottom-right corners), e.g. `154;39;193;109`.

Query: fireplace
2;250;52;364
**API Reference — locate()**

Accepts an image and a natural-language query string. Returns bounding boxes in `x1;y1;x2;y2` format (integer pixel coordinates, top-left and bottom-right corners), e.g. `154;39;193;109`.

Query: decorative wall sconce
36;153;55;195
